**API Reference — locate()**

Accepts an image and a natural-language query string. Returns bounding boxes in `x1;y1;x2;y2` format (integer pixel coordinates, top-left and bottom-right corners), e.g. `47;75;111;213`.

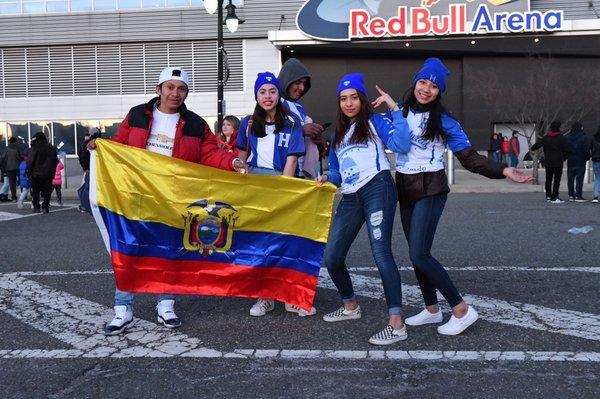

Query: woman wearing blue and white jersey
318;73;412;346
373;58;532;336
237;72;305;177
236;72;309;317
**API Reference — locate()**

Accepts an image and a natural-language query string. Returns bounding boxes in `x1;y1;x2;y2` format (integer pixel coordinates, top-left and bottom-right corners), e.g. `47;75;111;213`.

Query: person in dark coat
0;137;23;201
26;132;58;213
531;121;571;203
566;122;591;201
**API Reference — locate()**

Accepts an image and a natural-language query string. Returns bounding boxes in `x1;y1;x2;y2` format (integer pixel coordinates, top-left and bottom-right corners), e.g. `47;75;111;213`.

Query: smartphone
321;122;332;131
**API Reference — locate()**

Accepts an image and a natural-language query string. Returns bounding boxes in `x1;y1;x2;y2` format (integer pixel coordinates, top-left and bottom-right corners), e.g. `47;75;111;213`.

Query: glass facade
0;120;120;156
0;0;241;13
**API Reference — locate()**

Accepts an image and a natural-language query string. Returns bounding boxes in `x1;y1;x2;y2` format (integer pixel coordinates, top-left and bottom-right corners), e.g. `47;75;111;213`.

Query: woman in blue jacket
373;58;532;336
237;72;308;317
318;73;411;346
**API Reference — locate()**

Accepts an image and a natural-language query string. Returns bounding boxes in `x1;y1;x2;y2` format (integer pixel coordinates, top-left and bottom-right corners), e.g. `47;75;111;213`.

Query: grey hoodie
278;58;311;101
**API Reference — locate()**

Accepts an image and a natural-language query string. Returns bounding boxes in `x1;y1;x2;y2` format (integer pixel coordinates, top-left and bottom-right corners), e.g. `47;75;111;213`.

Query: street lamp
203;0;243;134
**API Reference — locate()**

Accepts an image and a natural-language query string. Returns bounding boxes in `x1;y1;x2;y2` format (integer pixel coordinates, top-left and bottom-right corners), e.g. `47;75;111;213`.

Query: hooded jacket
530;131;570;168
566;129;591;167
27;138;58;178
277;58;311;102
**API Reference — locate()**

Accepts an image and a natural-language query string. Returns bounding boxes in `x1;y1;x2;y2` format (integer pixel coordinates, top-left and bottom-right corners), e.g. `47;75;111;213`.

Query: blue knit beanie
413;58;450;93
337;73;367;97
254;72;282;99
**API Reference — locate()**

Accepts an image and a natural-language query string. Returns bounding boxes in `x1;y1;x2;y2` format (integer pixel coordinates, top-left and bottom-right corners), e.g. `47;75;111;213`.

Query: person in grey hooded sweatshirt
278;58;326;179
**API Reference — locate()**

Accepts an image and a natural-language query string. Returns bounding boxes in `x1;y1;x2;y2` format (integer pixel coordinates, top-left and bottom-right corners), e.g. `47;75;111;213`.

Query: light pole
203;0;243;134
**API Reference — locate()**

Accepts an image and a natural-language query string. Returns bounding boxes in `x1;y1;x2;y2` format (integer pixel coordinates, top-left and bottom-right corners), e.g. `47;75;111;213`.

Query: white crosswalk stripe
0;270;599;361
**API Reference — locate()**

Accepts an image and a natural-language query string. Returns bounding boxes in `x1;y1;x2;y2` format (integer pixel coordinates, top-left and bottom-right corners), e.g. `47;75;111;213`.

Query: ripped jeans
324;171;403;315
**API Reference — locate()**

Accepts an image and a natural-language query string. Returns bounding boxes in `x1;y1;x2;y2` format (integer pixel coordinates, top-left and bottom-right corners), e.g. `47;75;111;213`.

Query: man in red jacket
90;66;247;335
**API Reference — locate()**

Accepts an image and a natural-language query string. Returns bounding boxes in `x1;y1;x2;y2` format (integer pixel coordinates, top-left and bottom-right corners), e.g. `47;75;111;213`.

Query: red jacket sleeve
112;114;131;144
199;125;236;171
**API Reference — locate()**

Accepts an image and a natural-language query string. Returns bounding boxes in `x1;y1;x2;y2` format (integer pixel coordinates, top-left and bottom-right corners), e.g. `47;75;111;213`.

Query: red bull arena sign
296;0;565;41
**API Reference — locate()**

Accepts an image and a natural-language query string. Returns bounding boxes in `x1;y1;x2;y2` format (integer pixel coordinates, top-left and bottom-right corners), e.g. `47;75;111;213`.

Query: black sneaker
546;197;551;202
569;196;575;202
575;197;588;202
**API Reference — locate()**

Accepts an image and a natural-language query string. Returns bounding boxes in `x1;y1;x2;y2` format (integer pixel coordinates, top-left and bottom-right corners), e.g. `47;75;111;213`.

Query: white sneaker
285;303;316;317
17;201;23;209
156;299;182;328
250;299;275;316
405;308;443;326
103;305;134;336
322;305;361;322
437;306;478;336
368;325;408;346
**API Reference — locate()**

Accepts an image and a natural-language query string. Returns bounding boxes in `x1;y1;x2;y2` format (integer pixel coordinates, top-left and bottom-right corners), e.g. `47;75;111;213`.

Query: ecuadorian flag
90;140;336;311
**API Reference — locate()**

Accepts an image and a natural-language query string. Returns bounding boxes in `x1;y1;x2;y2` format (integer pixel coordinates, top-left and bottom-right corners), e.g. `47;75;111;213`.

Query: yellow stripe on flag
94;139;336;243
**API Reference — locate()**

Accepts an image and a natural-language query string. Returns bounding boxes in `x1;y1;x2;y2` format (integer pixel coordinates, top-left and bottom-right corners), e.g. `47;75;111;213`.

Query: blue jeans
509;153;519;168
324;171;403;316
249;166;282;176
492;151;502;164
594;162;600;198
0;176;8;195
114;288;175;312
399;193;463;308
567;165;586;198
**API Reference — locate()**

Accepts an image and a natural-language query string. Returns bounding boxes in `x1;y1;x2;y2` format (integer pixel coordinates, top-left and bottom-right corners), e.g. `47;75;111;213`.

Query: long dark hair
401;83;449;142
335;91;374;148
250;101;287;138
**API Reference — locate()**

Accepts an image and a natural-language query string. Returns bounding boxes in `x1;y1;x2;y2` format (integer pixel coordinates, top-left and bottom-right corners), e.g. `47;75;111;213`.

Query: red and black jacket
113;97;236;170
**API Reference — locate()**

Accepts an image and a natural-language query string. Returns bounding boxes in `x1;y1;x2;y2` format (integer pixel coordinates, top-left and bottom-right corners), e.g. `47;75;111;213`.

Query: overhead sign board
297;0;564;41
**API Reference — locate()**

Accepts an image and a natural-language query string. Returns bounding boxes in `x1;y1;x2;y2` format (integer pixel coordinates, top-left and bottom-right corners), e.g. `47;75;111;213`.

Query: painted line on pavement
10;265;600;278
0;348;598;362
0;206;76;221
1;271;599;361
318;271;600;342
350;266;600;273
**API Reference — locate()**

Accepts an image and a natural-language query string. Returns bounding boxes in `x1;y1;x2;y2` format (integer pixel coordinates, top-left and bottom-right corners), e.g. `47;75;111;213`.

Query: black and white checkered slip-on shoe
322;305;362;322
368;325;408;346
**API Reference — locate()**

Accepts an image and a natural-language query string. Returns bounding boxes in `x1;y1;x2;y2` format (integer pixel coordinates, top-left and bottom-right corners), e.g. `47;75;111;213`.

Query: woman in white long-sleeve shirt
318;73;412;346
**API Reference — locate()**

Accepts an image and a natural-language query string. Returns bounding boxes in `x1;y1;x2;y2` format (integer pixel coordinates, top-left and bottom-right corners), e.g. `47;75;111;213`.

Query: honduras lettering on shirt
236;115;305;173
146;108;179;157
396;108;471;174
335;122;390;194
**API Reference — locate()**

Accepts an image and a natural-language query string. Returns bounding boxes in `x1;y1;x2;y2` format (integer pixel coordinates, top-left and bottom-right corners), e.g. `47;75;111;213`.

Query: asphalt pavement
0;191;598;398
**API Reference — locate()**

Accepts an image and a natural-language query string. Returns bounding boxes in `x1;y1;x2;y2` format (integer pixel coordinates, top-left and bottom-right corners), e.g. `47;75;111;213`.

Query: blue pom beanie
254;72;282;99
413;58;450;93
337;73;367;97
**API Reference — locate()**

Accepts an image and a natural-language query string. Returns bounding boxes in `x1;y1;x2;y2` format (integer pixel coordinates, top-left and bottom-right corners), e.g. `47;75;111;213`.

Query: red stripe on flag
111;251;318;311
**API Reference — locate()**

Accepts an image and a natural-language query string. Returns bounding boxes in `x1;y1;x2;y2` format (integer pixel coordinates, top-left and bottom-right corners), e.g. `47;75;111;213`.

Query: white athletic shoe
250;299;275;316
405;308;443;326
368;325;408;346
285;303;316;317
322;305;362;322
437;306;478;336
156;300;182;329
103;305;134;336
